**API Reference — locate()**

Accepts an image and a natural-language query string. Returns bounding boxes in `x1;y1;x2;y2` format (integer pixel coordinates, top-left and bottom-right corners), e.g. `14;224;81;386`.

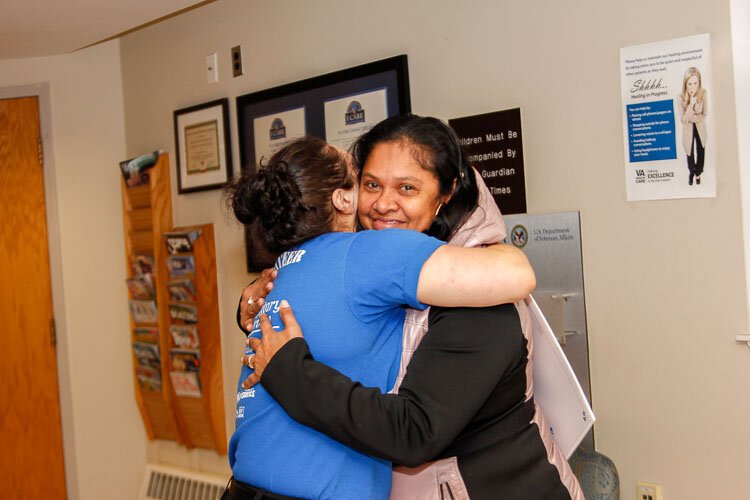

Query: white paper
529;296;595;458
324;88;388;150
253;107;306;165
620;33;714;200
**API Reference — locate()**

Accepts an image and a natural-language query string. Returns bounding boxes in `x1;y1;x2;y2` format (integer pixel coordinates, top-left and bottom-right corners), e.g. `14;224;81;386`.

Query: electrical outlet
206;53;218;84
231;45;244;77
637;481;663;500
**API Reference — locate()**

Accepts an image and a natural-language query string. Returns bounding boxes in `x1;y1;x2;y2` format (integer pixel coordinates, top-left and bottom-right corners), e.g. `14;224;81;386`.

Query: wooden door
0;96;67;498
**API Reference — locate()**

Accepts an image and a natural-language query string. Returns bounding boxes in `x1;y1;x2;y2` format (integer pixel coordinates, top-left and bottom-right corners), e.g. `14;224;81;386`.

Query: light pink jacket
676;92;708;154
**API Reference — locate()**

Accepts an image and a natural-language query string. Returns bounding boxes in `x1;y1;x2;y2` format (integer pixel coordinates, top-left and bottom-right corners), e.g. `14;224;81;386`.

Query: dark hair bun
224;136;353;270
231;161;309;253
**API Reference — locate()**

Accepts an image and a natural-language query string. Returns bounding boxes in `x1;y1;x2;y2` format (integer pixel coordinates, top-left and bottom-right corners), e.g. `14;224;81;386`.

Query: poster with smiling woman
620;33;714;201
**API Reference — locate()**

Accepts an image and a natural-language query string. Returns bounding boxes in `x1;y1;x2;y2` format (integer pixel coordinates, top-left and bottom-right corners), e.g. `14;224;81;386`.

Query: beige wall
0;41;146;500
108;0;750;498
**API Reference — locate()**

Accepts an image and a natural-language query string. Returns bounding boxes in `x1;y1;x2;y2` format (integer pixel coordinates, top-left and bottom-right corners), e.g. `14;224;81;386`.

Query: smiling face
686;74;700;96
357;141;448;232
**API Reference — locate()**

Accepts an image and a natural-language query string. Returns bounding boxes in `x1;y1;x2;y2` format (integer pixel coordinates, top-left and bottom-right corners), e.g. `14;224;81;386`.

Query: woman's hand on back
240;268;277;330
241;300;303;389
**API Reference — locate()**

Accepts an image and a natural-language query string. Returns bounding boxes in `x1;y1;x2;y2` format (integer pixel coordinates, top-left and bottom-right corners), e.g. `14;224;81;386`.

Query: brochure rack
122;153;180;442
121;154;226;453
163;224;226;453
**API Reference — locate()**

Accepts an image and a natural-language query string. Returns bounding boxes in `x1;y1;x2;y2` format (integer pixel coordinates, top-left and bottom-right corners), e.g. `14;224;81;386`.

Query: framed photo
173;98;233;194
236;54;410;173
236;55;410;270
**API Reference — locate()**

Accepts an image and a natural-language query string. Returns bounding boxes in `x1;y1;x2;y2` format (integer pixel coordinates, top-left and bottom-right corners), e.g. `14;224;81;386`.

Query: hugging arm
259;303;524;466
236;268;277;333
417;243;535;307
238;239;535;332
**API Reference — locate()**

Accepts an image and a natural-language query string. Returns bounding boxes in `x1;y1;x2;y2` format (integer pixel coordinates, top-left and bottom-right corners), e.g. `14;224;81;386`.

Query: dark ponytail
226;137;354;270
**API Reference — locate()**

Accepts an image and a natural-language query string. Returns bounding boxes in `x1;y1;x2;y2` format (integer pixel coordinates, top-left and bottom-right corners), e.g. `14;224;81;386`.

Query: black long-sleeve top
259;304;571;498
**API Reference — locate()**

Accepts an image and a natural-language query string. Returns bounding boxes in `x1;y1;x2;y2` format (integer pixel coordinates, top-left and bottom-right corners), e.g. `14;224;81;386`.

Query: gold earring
435;202;444;217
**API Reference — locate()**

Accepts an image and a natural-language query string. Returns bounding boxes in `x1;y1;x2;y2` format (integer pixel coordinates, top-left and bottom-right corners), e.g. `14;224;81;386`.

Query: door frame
0;84;79;500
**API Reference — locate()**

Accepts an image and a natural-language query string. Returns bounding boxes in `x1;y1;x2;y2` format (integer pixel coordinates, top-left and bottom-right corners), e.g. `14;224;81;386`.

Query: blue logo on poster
626;100;677;163
345;101;365;125
510;224;528;249
270;118;286;141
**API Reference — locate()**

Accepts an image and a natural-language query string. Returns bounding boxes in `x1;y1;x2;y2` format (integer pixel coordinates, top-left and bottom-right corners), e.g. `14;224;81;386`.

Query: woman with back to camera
240;115;583;499
223;135;536;500
677;66;708;186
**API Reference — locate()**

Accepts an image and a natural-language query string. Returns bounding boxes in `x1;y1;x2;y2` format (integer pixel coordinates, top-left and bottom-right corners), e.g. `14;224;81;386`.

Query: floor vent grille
139;464;227;500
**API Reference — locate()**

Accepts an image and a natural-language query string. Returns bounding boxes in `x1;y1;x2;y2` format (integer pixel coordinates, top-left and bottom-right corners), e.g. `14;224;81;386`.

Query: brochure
169;303;198;323
167;279;196;302
130;254;154;277
129;299;158;324
126;274;155;300
133;326;159;344
167;255;195;277
170;348;200;372
164;230;202;255
170;325;199;349
137;366;162;391
170;371;201;398
120;150;161;188
132;341;160;369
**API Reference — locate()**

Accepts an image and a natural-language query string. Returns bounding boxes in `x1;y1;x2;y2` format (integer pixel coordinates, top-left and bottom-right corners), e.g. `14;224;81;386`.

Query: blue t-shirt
229;229;443;499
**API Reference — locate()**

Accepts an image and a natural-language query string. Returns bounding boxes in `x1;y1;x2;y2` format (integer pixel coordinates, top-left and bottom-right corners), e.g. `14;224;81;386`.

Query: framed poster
620;34;714;200
236;55;411;271
236;55;410;173
173;98;233;194
449;108;527;214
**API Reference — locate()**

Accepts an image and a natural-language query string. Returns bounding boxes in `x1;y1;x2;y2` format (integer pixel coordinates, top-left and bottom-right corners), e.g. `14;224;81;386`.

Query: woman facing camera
224;135;535;500
677;66;708;186
240;115;583;499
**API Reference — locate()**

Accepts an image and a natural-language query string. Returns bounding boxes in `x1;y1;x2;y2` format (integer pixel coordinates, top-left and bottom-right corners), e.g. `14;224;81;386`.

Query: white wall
0;41;146;500
732;0;750;330
116;1;750;498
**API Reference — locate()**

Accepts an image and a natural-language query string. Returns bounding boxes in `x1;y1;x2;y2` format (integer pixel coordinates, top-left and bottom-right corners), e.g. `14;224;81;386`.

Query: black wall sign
449;108;527;214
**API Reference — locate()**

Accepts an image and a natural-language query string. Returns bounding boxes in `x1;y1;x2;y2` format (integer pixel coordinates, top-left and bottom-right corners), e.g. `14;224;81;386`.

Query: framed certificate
236;55;410;270
173;98;233;194
236;55;410;173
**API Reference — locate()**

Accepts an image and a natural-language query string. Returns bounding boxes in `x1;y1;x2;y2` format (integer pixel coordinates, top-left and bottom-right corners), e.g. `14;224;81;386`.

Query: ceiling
0;0;215;60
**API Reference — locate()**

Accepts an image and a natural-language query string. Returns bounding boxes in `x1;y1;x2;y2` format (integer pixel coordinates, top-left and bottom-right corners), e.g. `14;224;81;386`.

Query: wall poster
449;108;527;215
620;33;714;201
173;98;233;194
236;56;411;271
237;55;410;174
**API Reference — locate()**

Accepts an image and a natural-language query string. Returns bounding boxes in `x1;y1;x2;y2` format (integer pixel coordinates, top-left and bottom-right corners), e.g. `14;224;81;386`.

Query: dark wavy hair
226;137;354;270
351;114;479;241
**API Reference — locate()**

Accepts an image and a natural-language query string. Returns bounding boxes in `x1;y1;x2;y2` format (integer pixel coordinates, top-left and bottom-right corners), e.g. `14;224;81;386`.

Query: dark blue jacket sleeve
260;304;524;466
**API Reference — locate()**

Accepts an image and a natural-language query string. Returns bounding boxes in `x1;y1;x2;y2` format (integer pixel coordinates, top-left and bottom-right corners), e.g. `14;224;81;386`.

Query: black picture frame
236;54;411;173
173;98;233;194
236;55;411;271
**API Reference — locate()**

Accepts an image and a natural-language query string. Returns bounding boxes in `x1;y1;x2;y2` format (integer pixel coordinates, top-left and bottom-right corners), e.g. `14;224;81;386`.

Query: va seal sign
510;224;529;248
269;118;286;141
345;101;365;125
